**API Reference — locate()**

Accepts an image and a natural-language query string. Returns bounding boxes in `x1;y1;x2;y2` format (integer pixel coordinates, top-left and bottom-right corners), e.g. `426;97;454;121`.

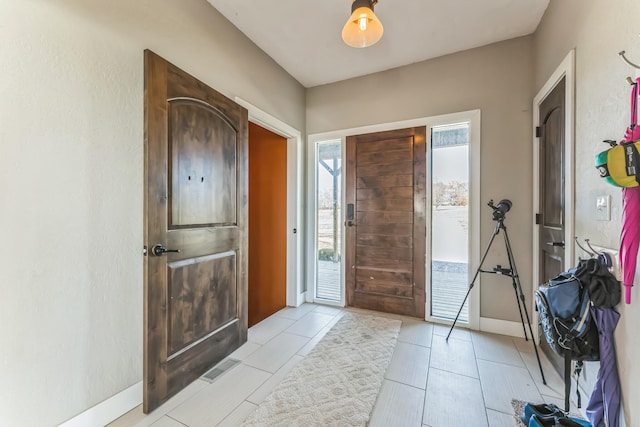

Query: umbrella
619;77;640;304
586;307;621;427
621;186;640;304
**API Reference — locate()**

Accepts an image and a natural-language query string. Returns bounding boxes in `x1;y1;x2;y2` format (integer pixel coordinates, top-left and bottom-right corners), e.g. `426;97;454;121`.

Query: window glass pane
316;141;341;301
430;124;469;321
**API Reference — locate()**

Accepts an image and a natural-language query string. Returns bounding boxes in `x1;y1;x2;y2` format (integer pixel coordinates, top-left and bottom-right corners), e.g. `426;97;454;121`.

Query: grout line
384;377;428;393
165;414;189;426
469;329;491;427
427;366;479;381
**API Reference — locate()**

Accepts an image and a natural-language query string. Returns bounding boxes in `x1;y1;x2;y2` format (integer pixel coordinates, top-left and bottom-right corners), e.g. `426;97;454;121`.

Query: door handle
545;241;565;248
152;244;181;256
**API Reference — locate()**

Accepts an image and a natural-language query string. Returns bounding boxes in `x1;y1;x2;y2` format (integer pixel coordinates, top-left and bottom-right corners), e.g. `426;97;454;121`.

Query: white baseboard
479;317;528;338
59;381;142;427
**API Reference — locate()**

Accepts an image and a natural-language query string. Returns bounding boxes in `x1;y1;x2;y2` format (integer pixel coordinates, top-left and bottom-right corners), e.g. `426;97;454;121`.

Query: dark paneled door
538;77;566;375
143;50;248;413
345;127;426;318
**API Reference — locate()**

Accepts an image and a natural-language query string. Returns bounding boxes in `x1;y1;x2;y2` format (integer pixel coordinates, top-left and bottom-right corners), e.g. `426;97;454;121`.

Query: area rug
511;399;587;426
242;312;401;426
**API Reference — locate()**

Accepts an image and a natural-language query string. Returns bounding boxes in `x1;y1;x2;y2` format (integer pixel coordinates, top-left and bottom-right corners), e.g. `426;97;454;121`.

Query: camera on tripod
447;196;547;385
488;199;512;222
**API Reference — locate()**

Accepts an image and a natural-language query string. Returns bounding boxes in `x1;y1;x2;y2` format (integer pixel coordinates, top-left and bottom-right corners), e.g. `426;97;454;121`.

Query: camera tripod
445;206;547;385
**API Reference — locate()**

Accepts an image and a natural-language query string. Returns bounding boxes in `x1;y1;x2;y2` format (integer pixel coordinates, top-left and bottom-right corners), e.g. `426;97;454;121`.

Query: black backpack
535;273;599;362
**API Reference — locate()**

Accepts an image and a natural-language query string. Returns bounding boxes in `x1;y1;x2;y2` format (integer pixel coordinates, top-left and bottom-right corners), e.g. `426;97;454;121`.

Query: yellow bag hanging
595;140;640;188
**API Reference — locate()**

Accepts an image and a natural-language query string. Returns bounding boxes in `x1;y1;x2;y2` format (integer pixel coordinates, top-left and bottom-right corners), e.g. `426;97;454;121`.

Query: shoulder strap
625;78;640;142
632;80;637;128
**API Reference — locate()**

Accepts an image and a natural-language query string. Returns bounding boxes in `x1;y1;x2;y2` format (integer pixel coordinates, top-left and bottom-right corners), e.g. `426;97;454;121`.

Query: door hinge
143;245;148;256
535;214;540;225
535;126;541;138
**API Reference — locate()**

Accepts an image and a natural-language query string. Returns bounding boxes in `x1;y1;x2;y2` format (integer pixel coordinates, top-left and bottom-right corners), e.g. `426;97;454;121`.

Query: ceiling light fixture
341;0;383;48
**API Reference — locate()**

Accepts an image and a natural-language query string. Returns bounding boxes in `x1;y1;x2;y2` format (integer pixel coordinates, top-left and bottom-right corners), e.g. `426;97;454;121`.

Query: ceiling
206;0;550;88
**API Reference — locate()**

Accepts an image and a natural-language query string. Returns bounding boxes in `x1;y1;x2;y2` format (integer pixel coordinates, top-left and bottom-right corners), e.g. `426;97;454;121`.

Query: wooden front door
143;50;248;413
345;127;426;318
538;77;566;374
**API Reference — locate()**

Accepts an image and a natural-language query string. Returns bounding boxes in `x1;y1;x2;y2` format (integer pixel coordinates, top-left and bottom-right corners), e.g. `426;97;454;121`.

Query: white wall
307;37;536;323
0;0;305;425
534;0;640;424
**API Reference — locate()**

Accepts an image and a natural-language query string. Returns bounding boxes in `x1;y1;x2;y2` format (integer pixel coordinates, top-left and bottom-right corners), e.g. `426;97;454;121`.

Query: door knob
152;244;181;257
545;241;565;248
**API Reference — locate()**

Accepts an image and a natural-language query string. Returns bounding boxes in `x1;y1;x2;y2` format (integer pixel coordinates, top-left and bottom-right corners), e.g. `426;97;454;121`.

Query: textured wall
534;0;640;423
307;37;536;323
0;0;304;425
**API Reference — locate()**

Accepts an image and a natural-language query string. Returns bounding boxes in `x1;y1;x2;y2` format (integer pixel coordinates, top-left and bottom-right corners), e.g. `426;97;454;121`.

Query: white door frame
532;50;576;341
235;98;305;307
308;110;481;326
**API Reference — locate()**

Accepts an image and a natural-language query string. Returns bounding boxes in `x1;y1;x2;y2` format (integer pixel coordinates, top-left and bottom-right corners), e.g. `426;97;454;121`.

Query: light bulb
359;15;368;32
342;5;383;48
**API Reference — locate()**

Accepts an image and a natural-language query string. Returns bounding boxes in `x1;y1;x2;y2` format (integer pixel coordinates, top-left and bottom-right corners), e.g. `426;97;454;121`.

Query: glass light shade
341;6;384;48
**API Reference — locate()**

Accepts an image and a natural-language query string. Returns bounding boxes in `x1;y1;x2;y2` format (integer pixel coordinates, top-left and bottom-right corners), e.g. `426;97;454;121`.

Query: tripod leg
511;278;528;339
446;225;500;341
504;233;529;340
445;286;472;340
503;226;547;385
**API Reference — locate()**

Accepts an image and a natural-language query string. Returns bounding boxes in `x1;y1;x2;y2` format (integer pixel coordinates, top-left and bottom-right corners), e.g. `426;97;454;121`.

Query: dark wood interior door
345;127;426;318
538;77;566;375
144;50;248;413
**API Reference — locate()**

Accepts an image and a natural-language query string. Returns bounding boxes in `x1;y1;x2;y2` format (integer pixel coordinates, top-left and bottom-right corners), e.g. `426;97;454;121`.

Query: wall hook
619;50;640;69
575;237;597;257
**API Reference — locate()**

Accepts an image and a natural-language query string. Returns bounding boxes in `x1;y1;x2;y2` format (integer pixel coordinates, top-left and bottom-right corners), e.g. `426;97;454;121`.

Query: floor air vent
202;358;240;383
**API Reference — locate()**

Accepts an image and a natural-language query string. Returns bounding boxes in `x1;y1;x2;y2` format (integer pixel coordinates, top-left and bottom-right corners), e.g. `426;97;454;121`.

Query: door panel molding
532;49;576;342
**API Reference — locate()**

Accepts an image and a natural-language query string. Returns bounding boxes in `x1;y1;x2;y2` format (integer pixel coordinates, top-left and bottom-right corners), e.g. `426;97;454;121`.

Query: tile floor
109;303;584;427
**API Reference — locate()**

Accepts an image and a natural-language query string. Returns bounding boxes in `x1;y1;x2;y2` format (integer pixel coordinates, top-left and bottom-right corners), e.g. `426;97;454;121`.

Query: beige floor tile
369;380;425;427
217;401;258;427
247;355;304;404
296;311;345;356
398;319;433;347
486;409;520;427
247;315;296;345
423;368;488;427
513;336;536;353
228;340;261;361
109;307;574;427
274;303;318;320
312;304;344;316
429;334;479;378
149;416;185;427
168;364;270;427
477;359;542;414
106;379;209;427
520;349;564;399
432;324;472;341
242;332;309;373
385;341;430;389
473;332;525;367
284;311;336;337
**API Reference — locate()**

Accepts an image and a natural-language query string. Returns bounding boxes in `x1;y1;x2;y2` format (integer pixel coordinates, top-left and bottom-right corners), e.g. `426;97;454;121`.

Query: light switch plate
595;195;611;221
